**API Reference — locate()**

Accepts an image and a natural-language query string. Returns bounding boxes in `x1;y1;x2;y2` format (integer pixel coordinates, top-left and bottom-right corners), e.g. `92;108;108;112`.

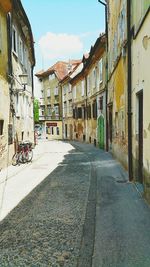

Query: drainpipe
127;0;133;181
98;0;108;151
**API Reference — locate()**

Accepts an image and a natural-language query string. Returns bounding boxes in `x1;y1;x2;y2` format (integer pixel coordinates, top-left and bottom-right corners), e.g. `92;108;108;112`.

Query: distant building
60;60;82;140
70;34;106;147
35;61;70;140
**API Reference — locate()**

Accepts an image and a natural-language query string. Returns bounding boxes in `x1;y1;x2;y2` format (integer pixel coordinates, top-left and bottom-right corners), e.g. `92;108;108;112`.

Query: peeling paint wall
0;7;10;169
132;10;150;200
107;0;128;168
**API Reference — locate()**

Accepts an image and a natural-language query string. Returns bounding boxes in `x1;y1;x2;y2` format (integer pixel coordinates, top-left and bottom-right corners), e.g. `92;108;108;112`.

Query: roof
35;60;81;81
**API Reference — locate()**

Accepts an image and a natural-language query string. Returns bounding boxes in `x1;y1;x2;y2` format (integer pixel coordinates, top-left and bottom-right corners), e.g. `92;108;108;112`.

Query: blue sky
22;0;105;72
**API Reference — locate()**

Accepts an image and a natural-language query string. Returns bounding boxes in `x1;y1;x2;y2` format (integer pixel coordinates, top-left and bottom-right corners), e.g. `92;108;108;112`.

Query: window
23;47;28;70
99;96;103;110
54;87;58;96
99;59;103;82
73;86;76;99
68;83;72;92
54;104;59;115
92;101;97;119
19;37;23;63
16;93;20;117
47;105;51;116
0;120;4;135
49;74;55;80
81;80;84;96
50;127;54;135
56;127;59;135
87;75;90;94
82;106;86;119
69;100;72;114
47;89;51;97
73;109;75;119
77;107;82;119
64;86;67;95
12;26;18;55
41;105;45;116
93;68;96;88
64;101;67;115
87;104;91;119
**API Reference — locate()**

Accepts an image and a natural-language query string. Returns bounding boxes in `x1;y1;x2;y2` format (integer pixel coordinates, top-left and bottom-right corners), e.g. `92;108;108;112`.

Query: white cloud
39;32;83;60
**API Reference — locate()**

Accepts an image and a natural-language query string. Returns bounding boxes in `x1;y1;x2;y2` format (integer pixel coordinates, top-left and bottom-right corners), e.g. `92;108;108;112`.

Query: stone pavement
0;141;150;267
0;140;91;267
0;140;74;221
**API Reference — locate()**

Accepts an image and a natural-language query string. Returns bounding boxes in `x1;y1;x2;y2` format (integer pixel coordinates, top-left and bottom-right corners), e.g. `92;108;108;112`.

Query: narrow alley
0;140;150;267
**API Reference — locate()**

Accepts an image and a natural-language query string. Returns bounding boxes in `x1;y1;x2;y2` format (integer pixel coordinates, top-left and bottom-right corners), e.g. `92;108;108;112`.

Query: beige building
35;61;69;140
107;0;128;169
60;60;82;140
11;0;35;149
0;0;11;169
131;1;150;200
0;0;35;169
70;34;106;147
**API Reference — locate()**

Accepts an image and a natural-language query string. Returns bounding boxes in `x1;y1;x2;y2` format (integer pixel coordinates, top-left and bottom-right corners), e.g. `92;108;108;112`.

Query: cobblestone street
0;141;150;267
0;141;91;266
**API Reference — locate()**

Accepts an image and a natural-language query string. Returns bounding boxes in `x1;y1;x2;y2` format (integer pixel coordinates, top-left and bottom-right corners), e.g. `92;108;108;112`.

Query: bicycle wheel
12;153;19;166
27;149;33;162
19;151;27;164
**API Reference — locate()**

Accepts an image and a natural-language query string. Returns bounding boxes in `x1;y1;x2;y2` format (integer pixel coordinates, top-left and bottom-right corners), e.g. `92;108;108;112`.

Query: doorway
108;104;113;148
98;115;104;149
65;124;67;139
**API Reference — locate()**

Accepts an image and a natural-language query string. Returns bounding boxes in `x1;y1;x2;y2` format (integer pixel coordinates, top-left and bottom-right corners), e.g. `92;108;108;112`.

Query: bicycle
12;141;33;166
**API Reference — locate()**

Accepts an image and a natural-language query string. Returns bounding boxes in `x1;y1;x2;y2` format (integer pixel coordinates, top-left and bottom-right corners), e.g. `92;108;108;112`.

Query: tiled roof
35;61;69;80
35;60;81;81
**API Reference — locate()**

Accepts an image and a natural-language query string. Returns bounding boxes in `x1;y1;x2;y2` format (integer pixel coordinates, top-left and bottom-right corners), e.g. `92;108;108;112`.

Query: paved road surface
0;141;150;267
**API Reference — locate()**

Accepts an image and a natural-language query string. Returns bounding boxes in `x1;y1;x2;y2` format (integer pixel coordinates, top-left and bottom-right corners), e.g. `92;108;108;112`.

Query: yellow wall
0;7;10;169
46;121;62;140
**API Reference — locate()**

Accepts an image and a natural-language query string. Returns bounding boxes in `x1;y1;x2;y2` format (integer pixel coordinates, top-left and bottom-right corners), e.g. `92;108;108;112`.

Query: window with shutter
12;26;18;55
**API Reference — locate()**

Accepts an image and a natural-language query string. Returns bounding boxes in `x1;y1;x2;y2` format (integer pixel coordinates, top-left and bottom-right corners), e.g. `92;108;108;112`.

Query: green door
98;115;104;149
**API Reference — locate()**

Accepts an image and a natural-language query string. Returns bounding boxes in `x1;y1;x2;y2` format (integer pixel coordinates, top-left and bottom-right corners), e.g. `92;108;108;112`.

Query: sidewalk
0;140;74;221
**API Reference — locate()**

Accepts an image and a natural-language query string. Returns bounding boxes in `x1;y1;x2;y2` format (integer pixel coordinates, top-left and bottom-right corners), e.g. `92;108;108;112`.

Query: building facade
0;0;35;169
10;0;35;154
0;0;11;170
35;61;70;140
131;0;150;200
61;61;82;140
70;34;106;147
107;0;128;169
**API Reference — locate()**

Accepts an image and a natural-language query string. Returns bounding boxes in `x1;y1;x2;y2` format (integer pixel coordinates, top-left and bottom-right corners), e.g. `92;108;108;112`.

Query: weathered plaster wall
132;12;150;200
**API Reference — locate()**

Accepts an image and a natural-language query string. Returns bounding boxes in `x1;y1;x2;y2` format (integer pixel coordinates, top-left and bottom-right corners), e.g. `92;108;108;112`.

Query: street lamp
19;73;28;91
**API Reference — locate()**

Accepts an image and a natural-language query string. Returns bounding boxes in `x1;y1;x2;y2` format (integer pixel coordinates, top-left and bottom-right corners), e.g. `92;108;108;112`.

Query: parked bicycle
12;141;33;166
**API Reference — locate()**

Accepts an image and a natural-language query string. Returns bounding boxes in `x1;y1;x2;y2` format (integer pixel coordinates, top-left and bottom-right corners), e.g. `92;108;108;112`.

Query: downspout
98;0;108;151
31;65;36;146
127;0;133;181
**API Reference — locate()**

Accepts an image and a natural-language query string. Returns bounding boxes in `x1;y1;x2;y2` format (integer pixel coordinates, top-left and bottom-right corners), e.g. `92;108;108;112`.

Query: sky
21;0;105;73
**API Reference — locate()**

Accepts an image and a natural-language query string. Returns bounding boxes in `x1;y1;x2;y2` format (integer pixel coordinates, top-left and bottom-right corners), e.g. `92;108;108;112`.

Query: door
137;91;143;183
65;124;67;139
69;124;73;140
108;104;113;147
98;115;104;149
